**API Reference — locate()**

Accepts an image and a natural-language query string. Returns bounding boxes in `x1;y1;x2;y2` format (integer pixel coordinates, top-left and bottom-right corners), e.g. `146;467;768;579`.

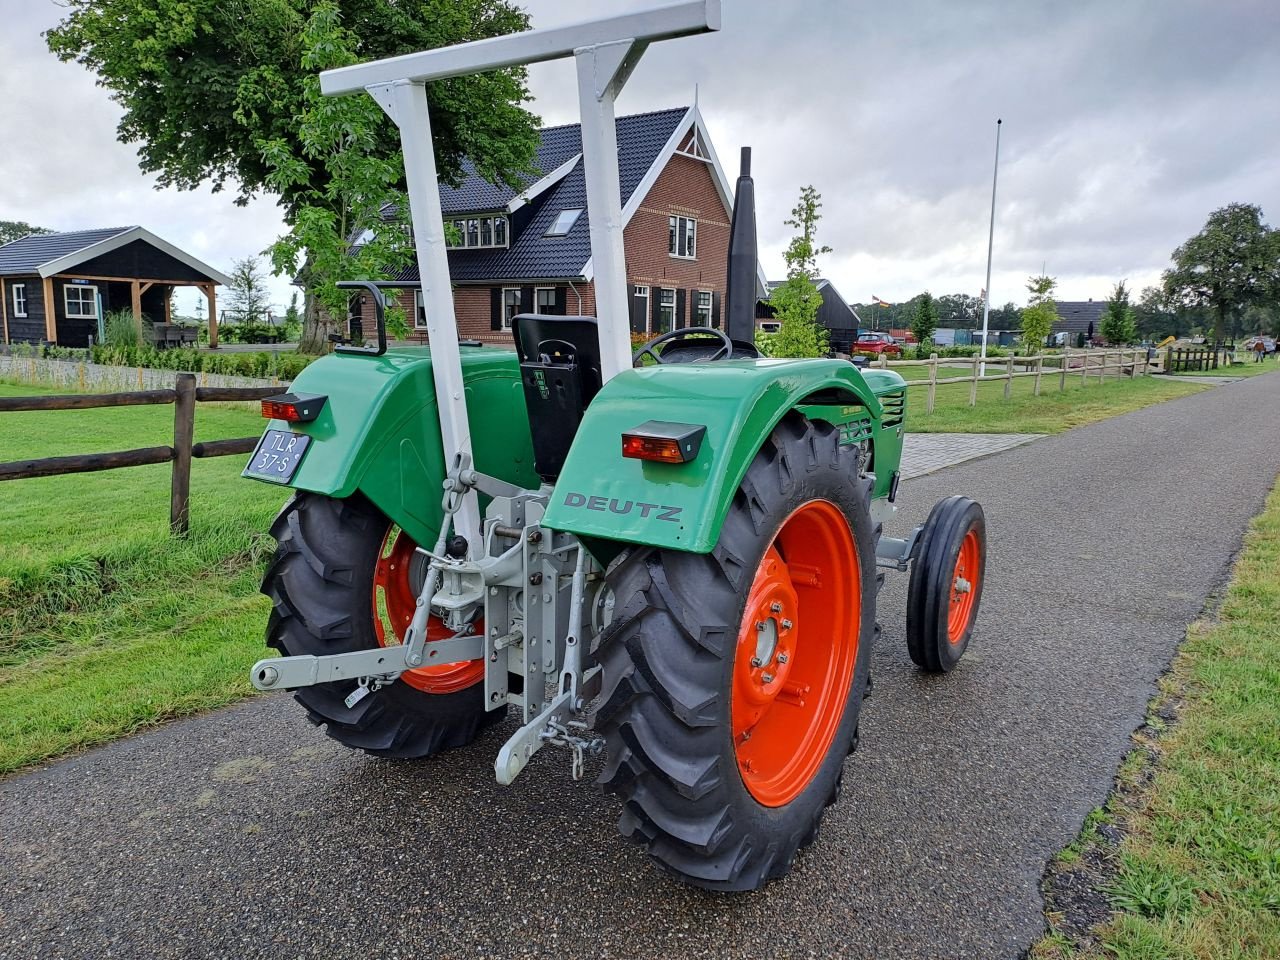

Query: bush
86;344;316;381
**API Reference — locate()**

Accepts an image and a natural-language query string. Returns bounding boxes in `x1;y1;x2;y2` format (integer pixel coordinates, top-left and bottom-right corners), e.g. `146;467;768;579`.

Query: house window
656;288;676;333
668;215;696;259
447;214;509;249
545;208;583;236
64;284;98;319
502;287;521;329
11;283;26;317
695;290;713;327
413;290;427;330
535;287;557;315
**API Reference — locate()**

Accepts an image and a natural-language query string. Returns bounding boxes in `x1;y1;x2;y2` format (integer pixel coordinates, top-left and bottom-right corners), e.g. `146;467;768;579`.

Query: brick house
361;105;762;343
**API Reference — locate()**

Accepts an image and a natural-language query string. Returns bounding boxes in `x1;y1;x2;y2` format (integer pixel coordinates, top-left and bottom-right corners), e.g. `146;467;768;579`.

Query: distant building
756;278;861;351
1052;300;1106;340
0;226;228;347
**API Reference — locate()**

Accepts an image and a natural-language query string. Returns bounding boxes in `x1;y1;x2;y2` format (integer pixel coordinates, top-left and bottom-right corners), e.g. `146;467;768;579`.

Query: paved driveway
3;372;1278;959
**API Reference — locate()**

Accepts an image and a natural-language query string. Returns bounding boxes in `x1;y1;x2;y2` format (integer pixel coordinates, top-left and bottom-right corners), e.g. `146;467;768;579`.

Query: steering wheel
632;326;734;366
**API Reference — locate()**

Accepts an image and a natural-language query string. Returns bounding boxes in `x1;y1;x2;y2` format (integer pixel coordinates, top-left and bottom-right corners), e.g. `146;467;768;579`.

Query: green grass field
892;365;1211;434
1035;478;1280;959
1172;359;1280;378
0;382;288;774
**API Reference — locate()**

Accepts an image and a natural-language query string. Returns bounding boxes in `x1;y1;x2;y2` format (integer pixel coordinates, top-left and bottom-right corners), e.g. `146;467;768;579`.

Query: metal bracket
875;525;925;573
249;633;483;692
495;690;574;785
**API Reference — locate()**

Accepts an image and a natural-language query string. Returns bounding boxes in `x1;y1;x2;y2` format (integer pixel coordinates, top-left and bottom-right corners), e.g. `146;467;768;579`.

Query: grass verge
1033;477;1280;959
1170;361;1280;379
896;368;1210;434
0;381;287;775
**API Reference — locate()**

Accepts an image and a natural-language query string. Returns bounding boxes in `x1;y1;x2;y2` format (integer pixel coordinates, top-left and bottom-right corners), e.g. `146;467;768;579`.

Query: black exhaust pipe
724;146;758;347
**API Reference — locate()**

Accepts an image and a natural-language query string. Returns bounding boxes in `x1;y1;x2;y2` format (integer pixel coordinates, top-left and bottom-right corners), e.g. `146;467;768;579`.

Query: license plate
243;430;312;484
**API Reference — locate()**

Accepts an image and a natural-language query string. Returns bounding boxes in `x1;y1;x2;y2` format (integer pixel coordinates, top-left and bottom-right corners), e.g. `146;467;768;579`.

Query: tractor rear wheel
906;496;987;672
595;415;876;891
260;492;503;757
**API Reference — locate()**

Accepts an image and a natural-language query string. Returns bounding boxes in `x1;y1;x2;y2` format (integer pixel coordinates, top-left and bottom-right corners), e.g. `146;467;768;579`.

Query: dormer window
545;208;583;236
447;214;509;249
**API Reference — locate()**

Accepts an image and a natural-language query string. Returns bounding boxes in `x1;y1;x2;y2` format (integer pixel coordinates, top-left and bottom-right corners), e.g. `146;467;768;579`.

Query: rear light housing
261;393;327;423
621;421;705;464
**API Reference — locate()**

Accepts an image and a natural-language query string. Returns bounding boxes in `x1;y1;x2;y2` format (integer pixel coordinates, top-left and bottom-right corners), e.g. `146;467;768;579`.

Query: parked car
1242;335;1277;354
854;332;903;356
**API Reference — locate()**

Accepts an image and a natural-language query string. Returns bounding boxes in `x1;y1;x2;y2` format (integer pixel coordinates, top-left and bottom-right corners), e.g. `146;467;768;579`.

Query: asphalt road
4;373;1279;959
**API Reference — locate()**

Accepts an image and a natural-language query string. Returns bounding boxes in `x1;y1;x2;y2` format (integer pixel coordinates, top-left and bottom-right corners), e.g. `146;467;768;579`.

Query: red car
854;332;903;356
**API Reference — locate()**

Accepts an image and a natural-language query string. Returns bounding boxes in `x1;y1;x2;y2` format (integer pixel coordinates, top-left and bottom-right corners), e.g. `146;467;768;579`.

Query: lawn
0;381;288;774
888;364;1212;434
1035;478;1280;959
1172;360;1280;378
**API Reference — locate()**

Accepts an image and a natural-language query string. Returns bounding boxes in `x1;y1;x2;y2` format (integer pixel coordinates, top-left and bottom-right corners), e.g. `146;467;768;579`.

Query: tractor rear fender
256;348;538;550
542;358;901;554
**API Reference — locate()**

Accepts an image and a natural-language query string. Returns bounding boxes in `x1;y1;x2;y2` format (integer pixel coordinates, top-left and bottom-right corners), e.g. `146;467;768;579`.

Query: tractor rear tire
260;492;504;758
905;496;986;672
595;414;876;891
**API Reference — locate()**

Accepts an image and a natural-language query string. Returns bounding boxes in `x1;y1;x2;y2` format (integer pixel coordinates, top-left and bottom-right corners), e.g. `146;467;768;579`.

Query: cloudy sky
3;0;1278;316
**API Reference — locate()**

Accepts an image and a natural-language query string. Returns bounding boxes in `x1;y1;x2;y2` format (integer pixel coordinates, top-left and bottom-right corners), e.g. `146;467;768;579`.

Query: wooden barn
0;226;231;348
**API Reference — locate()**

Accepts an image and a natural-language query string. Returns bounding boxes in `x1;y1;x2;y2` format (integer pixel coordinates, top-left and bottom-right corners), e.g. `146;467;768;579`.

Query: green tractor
244;1;986;892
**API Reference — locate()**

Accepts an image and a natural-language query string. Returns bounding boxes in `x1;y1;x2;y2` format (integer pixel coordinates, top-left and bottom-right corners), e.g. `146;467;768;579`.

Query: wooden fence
1165;346;1220;373
872;348;1161;413
0;372;276;534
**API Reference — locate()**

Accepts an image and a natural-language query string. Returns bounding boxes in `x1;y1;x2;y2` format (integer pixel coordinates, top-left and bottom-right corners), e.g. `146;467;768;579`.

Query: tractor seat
511;314;603;481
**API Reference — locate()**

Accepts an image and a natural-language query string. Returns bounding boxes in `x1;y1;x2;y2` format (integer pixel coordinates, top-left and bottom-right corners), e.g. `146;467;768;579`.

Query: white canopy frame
320;0;720;555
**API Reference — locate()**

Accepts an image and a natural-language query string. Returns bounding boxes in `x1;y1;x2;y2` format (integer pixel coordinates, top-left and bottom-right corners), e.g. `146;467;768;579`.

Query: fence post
879;353;888;370
1034;354;1043;396
1060;348;1069;391
171;372;196;536
1004;354;1013;400
969;355;979;407
927;352;938;413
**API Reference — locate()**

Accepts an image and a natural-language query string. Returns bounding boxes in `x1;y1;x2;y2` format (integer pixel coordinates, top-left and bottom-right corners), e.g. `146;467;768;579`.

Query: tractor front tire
261;492;503;758
905;496;987;672
595;415;876;891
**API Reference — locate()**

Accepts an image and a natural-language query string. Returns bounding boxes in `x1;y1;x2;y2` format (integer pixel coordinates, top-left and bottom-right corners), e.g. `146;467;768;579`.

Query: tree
225;256;272;325
910;291;939;357
0;221;51;246
48;0;540;352
770;186;832;358
1162;203;1280;344
1098;281;1138;345
1019;275;1057;353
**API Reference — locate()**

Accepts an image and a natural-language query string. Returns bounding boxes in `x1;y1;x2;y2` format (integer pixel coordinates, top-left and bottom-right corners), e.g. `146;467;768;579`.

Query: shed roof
0;226;231;285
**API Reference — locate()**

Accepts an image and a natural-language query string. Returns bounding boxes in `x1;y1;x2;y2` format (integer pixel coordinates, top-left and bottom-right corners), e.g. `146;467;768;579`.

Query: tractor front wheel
595;415;876;891
260;492;503;757
906;496;987;672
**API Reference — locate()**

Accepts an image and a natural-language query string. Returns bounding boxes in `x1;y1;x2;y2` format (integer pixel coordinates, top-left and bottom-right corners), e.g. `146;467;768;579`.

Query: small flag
872;296;891;307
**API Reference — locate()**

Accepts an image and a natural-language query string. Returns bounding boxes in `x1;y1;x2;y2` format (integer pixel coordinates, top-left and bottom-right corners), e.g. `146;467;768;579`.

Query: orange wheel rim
372;527;484;694
731;500;860;807
947;529;980;644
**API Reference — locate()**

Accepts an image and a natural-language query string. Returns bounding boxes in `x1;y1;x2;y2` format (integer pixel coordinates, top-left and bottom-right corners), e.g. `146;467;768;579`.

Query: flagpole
979;118;1002;377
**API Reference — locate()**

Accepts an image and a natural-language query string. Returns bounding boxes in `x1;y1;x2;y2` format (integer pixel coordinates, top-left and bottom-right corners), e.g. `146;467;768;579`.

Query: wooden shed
0;226;231;348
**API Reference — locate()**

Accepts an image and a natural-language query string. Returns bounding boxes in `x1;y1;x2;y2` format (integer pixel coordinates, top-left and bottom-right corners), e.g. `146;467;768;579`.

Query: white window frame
64;283;98;320
413;289;428;330
694;289;712;327
534;286;557;315
668;215;697;260
11;283;27;318
502;287;522;330
446;213;510;250
545;208;583;237
656;287;676;333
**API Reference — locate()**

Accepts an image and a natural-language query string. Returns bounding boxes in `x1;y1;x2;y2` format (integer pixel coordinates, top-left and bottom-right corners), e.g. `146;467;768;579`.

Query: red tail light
621;421;705;464
261;393;327;423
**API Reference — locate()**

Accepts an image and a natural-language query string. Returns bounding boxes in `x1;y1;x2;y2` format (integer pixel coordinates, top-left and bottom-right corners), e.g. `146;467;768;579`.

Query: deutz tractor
244;1;986;891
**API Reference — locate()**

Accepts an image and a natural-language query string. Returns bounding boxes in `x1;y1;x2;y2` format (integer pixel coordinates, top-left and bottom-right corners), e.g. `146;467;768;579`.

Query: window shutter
555;286;568;315
675;289;686;329
490;287;502;331
520;286;533;315
711;291;721;330
629;284;643;332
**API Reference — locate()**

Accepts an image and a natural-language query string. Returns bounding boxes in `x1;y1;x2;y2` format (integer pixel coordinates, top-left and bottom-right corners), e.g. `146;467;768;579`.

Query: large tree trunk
298;286;337;355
